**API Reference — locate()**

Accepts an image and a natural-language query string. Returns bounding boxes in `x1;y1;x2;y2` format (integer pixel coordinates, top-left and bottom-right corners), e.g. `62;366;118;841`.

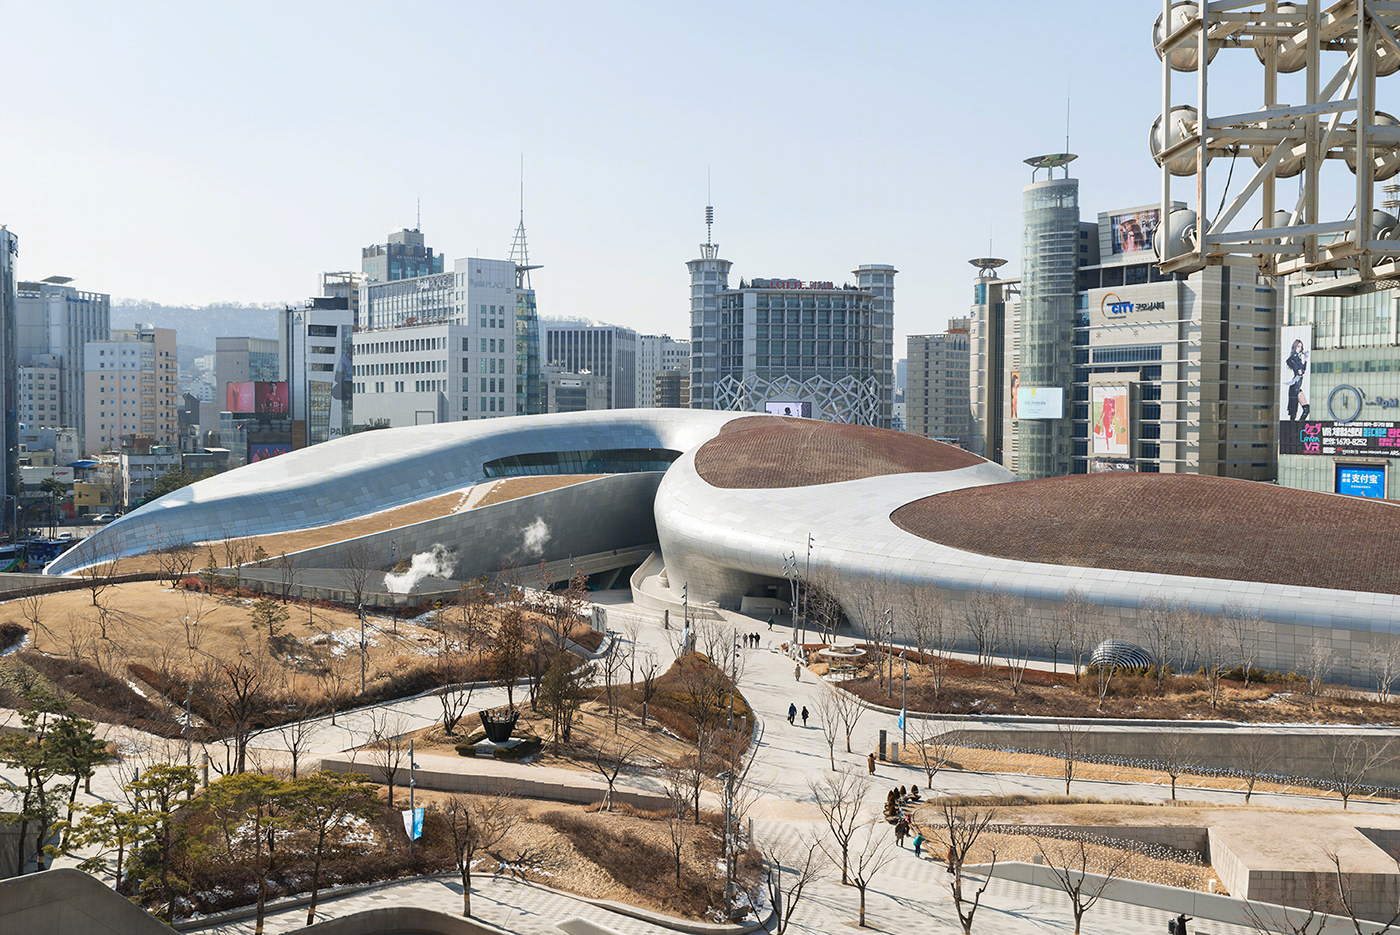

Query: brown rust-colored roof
694;416;985;489
890;473;1400;594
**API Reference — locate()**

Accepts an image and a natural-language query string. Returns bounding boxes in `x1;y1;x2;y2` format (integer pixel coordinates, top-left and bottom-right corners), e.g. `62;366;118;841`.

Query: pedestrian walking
767;614;774;631
946;845;956;872
801;705;809;726
788;703;797;725
912;832;924;858
1171;914;1192;935
795;662;801;682
868;751;877;775
894;818;908;848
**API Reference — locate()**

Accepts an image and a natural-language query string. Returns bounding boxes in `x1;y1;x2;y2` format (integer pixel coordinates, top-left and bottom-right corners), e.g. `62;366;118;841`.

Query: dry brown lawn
105;475;599;575
818;652;1400;725
909;800;1222;892
1;579;452;697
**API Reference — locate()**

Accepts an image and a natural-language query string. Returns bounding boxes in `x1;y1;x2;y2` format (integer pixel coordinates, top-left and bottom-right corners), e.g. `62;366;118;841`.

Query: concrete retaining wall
318;755;672;812
940;725;1400;789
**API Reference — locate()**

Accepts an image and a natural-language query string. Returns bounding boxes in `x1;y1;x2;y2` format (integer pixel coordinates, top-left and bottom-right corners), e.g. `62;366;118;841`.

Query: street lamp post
901;645;909;745
884;608;894;699
358;602;367;695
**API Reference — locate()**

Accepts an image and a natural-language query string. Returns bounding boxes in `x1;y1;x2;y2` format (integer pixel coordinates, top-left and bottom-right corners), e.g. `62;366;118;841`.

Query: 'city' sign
1100;293;1166;317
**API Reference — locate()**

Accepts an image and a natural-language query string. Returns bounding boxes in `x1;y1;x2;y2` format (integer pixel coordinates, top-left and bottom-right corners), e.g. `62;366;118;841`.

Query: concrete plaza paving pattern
0;590;1389;933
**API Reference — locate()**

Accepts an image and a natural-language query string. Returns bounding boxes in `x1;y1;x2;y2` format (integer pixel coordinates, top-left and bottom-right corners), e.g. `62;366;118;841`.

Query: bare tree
437;679;475;738
1154;732;1198;801
1092;626;1117;713
1305;635;1336;706
836;820;897;928
180;588;211;660
1328;735;1395;810
831;684;866;754
808;767;867;885
927;602;955;697
1034;835;1130;935
762;836;827;935
1324;847;1400;935
339;543;377;610
1237;733;1271;804
637;651;660;727
962;587;1007;670
154;540;197;588
1369;639;1400;704
1242;882;1335;935
661;763;690;884
928;801;999;935
277;715;322;780
365;710;410;806
1173;603;1204;677
1058;587;1093;681
1056;721;1090;795
15;590;48;654
912;720;955;788
1195;610;1227;710
1000;602;1033;696
1139;597;1179;690
72;536;120;608
814;688;843;771
1222;600;1262;686
586;736;643;811
275;551;297;604
440;793;518;918
601;638;628;731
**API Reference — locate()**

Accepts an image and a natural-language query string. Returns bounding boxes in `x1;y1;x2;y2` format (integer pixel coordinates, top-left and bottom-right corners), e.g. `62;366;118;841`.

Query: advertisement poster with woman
1091;384;1129;457
1280;325;1312;423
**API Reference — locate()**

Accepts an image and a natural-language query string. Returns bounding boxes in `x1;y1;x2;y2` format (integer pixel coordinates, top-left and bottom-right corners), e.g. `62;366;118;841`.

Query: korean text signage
752;278;835;290
1016;386;1064;420
1281;420;1400;458
1100;293;1166;318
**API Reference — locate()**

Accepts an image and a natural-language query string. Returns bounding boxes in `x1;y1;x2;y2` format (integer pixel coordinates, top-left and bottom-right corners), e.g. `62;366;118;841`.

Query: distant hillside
113;300;287;367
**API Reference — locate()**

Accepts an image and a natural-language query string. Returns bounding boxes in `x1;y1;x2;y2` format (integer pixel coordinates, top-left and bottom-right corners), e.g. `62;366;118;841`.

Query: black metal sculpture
479;708;519;744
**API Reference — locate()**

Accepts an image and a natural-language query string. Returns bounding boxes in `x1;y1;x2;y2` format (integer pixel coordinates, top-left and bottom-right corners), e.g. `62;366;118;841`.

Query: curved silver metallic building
49;409;1400;685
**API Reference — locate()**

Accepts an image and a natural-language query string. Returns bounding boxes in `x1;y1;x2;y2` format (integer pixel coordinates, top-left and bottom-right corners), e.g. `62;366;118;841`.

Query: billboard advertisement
1016;386;1064;420
1109;209;1161;254
1280;420;1400;458
1336;464;1386;498
1009;372;1020;419
765;401;811;418
1280;325;1312;425
249;443;290;463
254;381;289;415
226;381;255;412
329;325;353;438
1091;384;1130;456
1090;458;1136;473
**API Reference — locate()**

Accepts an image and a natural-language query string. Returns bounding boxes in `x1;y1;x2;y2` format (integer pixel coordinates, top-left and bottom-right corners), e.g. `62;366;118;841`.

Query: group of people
787;702;808;726
741;632;762;648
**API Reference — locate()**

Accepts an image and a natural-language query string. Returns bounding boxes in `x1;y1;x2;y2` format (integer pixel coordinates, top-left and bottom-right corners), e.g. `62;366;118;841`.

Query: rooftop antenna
416;197;421;232
510;154;541;288
701;170;719;261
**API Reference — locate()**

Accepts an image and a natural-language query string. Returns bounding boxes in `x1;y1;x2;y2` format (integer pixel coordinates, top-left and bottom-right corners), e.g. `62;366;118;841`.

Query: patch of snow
124;679;148;699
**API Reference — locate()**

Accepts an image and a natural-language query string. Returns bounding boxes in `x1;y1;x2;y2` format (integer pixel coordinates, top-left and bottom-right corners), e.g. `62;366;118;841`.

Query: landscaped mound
891;472;1400;595
693;415;984;488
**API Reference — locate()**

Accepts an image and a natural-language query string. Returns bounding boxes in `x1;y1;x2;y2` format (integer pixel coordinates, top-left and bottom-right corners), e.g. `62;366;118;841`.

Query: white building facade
637;333;690;408
19;355;62;432
83;326;178;454
353;257;541;425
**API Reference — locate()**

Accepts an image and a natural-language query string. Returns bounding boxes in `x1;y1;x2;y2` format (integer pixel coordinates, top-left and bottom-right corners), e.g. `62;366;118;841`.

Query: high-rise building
686;208;893;426
19;355;62;431
654;368;690;408
637;334;690;408
544;367;609;413
968;259;1018;463
361;228;443;283
319;271;363;326
84;325;179;454
542;323;637;410
354;255;542;424
280;298;354;447
0;227;17;531
1018;156;1086;479
906;322;971;445
15;275;110;450
971;189;1279;478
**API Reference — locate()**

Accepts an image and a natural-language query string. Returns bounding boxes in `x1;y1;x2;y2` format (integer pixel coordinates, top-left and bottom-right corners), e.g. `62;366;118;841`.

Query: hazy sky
3;1;1282;345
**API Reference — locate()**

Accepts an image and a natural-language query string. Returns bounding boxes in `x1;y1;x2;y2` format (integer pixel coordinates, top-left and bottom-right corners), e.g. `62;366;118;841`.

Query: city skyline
6;2;1245;345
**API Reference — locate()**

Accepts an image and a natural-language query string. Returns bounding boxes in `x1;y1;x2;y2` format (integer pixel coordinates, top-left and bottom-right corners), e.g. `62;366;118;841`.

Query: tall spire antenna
510;156;540;288
1065;88;1071;153
416;197;421;231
